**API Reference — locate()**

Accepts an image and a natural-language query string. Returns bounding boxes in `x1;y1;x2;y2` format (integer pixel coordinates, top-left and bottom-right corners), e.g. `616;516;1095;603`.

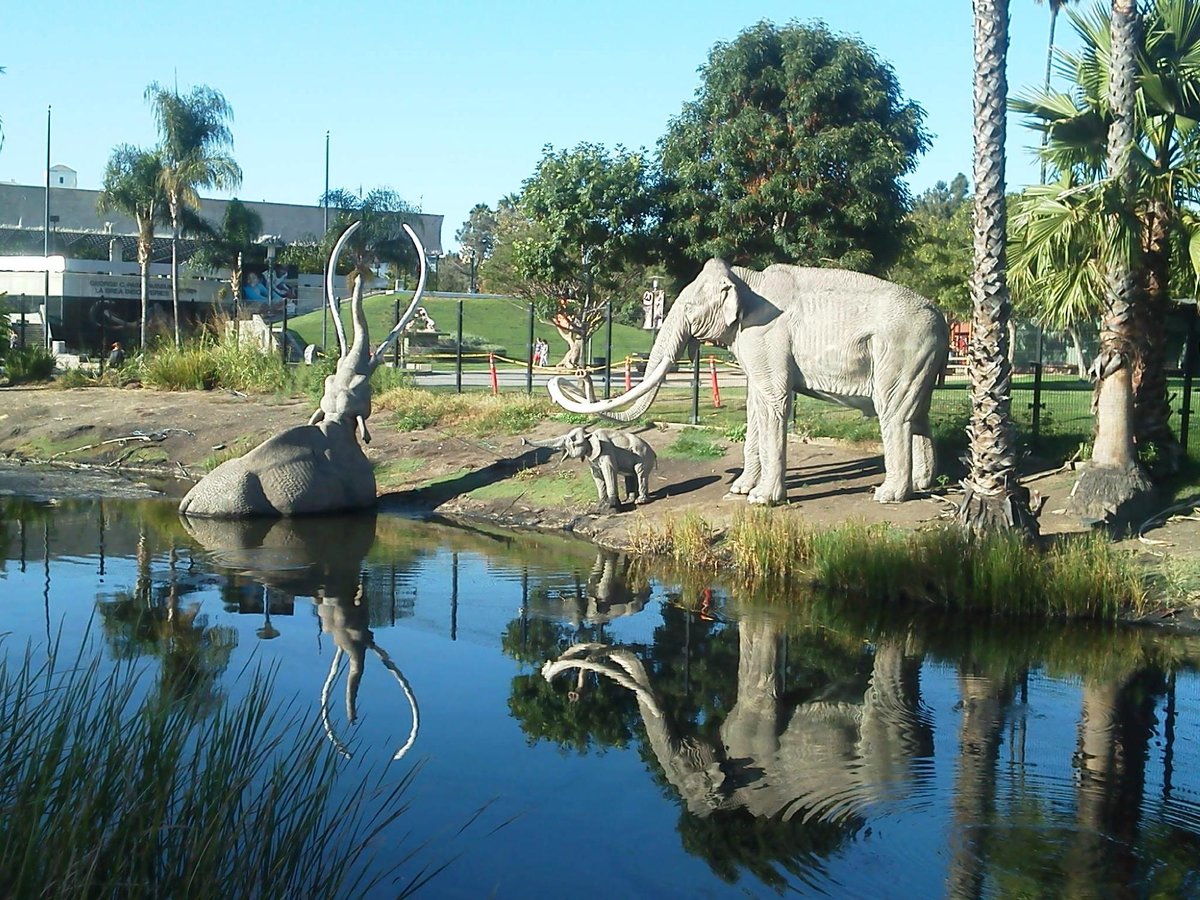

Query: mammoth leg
912;411;935;492
601;461;620;509
747;390;790;506
873;385;916;503
728;388;764;496
633;464;650;504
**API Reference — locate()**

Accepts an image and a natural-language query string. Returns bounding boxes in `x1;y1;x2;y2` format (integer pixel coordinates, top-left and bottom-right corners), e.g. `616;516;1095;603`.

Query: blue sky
1;0;1078;250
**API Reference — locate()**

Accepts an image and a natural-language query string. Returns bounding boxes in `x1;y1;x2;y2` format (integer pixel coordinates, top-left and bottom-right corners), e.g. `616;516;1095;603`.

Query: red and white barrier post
489;352;499;395
709;356;721;408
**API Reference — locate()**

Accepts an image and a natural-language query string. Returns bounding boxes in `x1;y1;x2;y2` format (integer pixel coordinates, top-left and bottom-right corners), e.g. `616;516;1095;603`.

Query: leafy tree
959;0;1040;538
98;145;168;350
656;20;929;276
189;198;264;315
145;82;242;348
509;144;656;367
887;175;973;323
320;187;422;288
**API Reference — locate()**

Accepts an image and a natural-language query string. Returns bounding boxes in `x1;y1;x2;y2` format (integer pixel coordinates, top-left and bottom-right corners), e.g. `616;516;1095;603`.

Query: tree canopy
887;175;973;322
500;143;657;363
657;20;930;276
320;187;422;284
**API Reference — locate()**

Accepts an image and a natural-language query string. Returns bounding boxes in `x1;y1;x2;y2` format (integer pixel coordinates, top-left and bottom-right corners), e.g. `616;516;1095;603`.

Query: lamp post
460;246;478;294
322;130;330;349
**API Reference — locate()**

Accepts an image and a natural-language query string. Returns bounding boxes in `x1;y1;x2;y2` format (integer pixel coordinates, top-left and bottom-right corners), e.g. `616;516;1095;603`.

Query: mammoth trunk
602;318;689;423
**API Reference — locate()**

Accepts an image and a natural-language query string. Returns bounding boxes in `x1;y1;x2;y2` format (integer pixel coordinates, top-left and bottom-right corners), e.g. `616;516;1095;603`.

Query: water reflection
5;496;1200;896
181;513;419;760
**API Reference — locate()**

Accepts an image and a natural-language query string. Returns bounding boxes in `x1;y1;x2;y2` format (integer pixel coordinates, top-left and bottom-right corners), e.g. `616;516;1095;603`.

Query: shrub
4;345;55;384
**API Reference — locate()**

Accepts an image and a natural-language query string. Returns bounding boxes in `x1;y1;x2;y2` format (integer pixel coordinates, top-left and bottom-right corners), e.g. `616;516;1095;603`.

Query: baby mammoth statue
523;426;656;511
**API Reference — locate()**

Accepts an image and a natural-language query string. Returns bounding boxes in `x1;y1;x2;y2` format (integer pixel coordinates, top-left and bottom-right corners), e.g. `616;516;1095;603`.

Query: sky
1;0;1079;252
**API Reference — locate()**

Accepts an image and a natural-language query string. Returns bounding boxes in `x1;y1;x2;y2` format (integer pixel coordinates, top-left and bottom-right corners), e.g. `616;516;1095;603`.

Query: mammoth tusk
547;355;674;415
370;640;421;761
325;222;360;359
369;224;429;371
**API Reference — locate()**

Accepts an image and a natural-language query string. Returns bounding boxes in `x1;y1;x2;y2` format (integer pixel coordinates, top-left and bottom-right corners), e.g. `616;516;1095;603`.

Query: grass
468;465;594;506
636;508;1151;621
0;645;429;899
288;292;659;368
375;386;557;436
661;427;727;460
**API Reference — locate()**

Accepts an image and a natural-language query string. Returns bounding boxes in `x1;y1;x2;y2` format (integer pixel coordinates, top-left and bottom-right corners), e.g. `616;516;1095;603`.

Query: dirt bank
2;385;1198;598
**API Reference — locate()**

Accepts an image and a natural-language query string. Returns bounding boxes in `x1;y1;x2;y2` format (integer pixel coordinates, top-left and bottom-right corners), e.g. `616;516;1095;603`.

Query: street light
460;246;478;294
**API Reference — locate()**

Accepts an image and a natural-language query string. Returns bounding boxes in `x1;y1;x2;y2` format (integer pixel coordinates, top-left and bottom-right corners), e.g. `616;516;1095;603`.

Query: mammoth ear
719;277;740;329
587;434;604;461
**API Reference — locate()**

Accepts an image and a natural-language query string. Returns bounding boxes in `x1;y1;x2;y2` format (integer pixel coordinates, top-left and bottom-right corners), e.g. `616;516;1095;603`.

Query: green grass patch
375;387;557;436
0;648;423;898
661;427;726;460
639;508;1150;621
467;465;593;505
374;457;426;490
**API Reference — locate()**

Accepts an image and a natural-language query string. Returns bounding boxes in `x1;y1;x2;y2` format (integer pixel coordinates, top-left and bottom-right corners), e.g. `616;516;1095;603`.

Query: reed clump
642;509;1150;620
0;646;425;899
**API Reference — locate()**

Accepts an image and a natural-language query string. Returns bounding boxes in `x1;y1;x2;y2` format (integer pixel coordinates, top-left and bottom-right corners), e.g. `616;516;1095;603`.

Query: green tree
958;0;1041;538
887;175;973;323
656;20;929;276
97;145;168;350
189;198;264;317
455;203;498;262
510;144;656;368
145;82;242;347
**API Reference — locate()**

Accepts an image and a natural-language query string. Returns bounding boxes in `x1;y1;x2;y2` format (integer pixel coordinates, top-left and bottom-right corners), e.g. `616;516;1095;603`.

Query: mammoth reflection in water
543;618;932;821
179;512;418;761
558;550;651;628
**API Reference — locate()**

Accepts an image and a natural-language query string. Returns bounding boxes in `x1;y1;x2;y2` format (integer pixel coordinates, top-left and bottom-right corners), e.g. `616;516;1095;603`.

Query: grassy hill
288;292;660;367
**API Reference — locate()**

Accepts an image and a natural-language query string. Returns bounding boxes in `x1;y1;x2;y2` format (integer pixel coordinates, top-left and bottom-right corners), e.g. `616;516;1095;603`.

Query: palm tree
145;82;242;347
1013;0;1200;479
97;145;167;351
190;198;263;321
1068;0;1155;523
959;0;1040;538
1033;1;1082;183
320;187;421;286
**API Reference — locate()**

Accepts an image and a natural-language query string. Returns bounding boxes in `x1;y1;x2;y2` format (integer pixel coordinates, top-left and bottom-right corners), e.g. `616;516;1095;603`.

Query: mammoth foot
747;486;785;506
873;481;914;503
727;474;756;495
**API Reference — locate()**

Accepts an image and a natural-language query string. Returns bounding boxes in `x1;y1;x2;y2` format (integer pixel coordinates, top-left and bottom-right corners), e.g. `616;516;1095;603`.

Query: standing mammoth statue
178;221;428;518
548;260;948;506
523;426;656;510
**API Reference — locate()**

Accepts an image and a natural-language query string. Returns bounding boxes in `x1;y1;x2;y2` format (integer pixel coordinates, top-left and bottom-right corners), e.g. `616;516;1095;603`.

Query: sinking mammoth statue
548;260;949;506
178;222;428;518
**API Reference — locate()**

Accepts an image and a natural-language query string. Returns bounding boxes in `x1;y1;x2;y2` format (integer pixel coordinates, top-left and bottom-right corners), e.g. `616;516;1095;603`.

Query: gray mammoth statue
524;426;656;510
178;221;428;518
548;260;948;506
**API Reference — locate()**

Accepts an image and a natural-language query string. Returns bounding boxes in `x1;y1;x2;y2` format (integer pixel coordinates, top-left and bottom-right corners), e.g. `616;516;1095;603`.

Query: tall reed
0;644;430;898
644;510;1150;620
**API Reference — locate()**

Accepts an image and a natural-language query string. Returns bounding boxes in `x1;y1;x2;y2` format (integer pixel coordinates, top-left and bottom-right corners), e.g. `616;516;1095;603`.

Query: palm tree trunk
1067;0;1154;526
958;0;1039;538
1132;199;1181;475
137;219;151;352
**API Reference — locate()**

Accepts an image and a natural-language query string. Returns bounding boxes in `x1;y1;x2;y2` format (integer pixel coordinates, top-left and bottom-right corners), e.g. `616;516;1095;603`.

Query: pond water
3;495;1200;897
